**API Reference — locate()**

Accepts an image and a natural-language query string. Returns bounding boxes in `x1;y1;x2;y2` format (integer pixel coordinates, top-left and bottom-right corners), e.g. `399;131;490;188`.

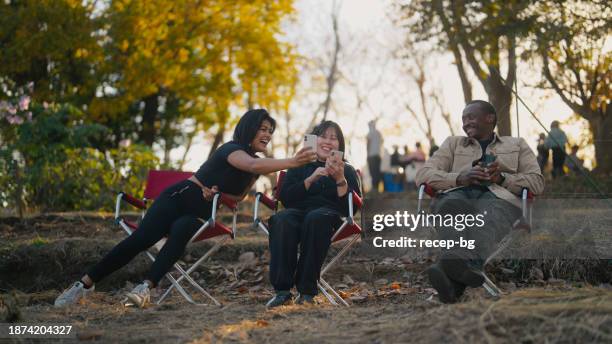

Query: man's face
462;103;494;140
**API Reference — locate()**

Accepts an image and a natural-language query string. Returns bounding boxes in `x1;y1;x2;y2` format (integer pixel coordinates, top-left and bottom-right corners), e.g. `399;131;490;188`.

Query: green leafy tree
0;0;102;106
89;0;298;156
395;0;534;136
529;0;611;173
1;0;297;162
1;96;158;213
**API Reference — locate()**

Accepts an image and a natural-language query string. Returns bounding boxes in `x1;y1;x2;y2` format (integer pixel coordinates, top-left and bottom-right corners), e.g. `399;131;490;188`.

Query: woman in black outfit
266;120;361;307
55;109;316;308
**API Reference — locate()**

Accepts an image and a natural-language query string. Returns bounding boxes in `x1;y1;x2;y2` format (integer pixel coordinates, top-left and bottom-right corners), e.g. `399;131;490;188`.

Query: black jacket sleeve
336;164;361;216
278;167;307;209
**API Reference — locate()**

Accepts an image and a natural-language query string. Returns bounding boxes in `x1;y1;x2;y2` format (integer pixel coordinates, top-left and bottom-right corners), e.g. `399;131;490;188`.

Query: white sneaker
125;282;150;308
54;281;94;307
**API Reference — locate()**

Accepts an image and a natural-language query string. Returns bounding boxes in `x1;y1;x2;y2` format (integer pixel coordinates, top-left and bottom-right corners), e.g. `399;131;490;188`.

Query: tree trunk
208;124;226;159
590;110;612;174
14;163;24;219
178;130;196;170
321;4;341;121
141;94;158;146
450;46;472;103
487;78;513;136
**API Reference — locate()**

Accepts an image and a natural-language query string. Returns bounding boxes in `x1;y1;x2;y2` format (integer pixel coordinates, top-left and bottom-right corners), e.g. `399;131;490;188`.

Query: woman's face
251;120;274;153
316;127;340;161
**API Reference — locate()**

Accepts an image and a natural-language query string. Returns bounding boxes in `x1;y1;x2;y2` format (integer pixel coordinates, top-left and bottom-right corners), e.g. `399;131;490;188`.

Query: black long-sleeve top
278;161;361;217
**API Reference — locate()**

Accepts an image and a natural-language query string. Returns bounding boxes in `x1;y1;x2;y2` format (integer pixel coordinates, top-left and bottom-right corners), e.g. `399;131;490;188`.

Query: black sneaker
426;263;461;303
294;293;315;305
439;254;485;288
266;291;292;308
453;280;467;300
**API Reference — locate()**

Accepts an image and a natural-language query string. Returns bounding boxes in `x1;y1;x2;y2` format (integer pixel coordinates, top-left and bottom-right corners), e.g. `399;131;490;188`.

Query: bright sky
174;0;593;180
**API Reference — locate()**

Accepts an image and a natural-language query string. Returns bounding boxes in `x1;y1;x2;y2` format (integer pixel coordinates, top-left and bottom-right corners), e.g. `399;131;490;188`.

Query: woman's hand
202;185;219;201
304;167;328;190
326;158;345;182
292;147;317;167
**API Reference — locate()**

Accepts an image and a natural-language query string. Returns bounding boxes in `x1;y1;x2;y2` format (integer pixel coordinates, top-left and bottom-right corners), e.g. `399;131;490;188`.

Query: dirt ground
1;213;611;343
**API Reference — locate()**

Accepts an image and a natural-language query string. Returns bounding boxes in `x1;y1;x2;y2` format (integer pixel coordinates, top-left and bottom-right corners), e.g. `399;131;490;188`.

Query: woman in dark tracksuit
266;120;361;308
55;109;316;308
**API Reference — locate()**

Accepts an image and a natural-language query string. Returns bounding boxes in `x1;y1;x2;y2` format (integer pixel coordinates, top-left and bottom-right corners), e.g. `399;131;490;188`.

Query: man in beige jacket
416;100;544;303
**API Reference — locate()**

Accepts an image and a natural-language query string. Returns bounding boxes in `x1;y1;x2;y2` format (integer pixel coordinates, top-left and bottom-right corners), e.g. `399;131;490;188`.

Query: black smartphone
480;154;497;186
481;154;497;168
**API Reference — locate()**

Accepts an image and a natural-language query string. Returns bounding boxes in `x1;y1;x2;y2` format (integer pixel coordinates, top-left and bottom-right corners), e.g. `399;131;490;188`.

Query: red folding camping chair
417;183;534;297
114;170;239;306
252;170;364;306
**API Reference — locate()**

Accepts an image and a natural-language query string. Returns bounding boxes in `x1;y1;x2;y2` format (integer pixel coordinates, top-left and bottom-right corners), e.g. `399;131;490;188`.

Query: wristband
336;179;347;187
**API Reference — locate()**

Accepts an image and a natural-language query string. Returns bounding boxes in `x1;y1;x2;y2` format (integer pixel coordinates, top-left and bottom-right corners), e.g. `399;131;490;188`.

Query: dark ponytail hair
233;109;276;150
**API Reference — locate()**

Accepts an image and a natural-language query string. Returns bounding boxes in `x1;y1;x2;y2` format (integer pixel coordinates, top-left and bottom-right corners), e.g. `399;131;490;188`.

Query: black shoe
426;263;461;303
266;291;292;308
440;253;485;288
453;280;466;300
294;293;315;305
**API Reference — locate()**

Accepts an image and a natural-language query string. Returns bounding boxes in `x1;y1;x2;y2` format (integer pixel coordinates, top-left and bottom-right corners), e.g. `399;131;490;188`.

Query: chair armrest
417;184;436;213
218;193;238;211
351;192;363;210
419;183;436;198
119;192;146;209
347;191;363;220
257;192;277;210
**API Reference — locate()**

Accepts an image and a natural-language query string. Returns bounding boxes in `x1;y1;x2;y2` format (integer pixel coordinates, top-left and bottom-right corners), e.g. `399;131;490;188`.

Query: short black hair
466;100;497;126
311;120;345;154
232;109;276;149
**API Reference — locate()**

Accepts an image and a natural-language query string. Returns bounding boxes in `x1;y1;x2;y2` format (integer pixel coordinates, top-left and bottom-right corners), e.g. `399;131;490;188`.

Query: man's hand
484;161;504;184
456;165;490;186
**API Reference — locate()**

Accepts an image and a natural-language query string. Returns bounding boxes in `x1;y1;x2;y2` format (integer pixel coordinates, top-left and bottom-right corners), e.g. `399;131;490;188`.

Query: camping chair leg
480;233;516;298
165;263;221;306
256;221;269;236
186;236;230;273
157;236;229;305
321;235;360;276
120;223;196;304
484;233;514;266
317;281;339;306
317;235;359;307
320;277;349;307
142;251;196;304
482;273;502;298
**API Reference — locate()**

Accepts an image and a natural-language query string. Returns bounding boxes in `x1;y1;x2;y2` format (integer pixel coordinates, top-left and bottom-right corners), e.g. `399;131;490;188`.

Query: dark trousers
367;155;382;192
87;180;212;286
268;207;342;295
551;147;566;178
537;152;548;173
433;187;521;266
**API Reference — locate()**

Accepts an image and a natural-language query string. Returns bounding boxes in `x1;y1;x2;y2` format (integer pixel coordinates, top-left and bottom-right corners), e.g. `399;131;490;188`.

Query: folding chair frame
417;183;534;297
114;173;239;306
252;171;364;307
318;191;363;306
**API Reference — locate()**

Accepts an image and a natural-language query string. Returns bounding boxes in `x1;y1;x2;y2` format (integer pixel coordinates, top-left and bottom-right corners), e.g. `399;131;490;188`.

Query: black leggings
87;180;212;286
268;207;342;295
